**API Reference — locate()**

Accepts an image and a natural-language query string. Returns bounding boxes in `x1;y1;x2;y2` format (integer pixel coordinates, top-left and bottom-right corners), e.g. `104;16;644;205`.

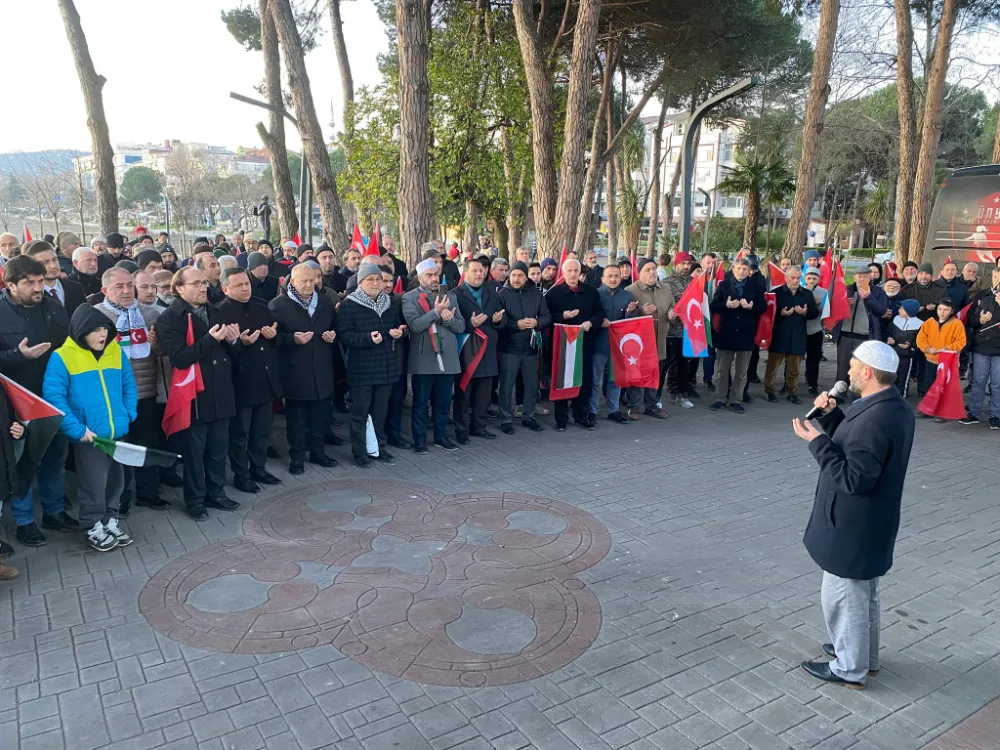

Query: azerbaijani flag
550;324;584;400
94;437;179;468
678;272;712;358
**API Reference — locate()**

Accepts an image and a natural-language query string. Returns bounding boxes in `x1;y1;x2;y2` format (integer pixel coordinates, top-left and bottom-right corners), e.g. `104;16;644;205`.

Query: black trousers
285;399;326;462
555;350;594;425
665;338;694;395
123;397;164;507
350;383;392;458
229;401;273;480
385;375;407;443
748;346;761;379
182;418;229;510
836;334;865;383
805;331;824;389
453;376;492;435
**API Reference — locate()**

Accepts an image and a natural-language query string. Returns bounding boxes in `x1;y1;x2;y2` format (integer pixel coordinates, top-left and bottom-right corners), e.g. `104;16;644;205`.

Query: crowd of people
1;225;998;579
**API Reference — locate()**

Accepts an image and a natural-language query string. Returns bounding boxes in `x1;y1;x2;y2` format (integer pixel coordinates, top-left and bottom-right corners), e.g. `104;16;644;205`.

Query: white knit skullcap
853;340;898;373
416;259;438;275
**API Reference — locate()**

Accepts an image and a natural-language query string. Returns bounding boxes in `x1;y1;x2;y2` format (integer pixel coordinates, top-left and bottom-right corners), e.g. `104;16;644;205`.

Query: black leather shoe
375;450;395;464
556;422;567;432
455;431;469;444
188;506;209;522
808;386;819;396
233;477;261;494
800;660;864;689
821;644;879;676
16;523;47;547
0;540;14;557
205;496;241;511
767;393;779;403
309;453;338;468
42;512;79;532
388;437;413;450
160;472;184;488
470;428;496;440
267;446;281;459
684;390;701;400
324;432;346;446
136;496;171;510
742;393;754;404
354;455;372;468
787;394;802;405
414;443;428;455
289;460;305;475
749;374;761;384
435;438;459;451
522;419;544;432
500;423;515;435
250;470;281;485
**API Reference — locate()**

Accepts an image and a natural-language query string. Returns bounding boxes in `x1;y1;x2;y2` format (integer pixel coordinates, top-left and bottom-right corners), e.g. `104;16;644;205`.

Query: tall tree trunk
328;0;355;134
893;0;917;268
781;0;840;264
826;182;841;247
464;199;479;256
548;0;602;255
908;0;958;264
744;190;760;252
271;0;349;251
396;0;436;269
502;127;525;251
993;108;1000;164
647;94;668;258
258;0;298;240
512;0;558;257
57;0;118;235
573;40;617;254
606;98;618;261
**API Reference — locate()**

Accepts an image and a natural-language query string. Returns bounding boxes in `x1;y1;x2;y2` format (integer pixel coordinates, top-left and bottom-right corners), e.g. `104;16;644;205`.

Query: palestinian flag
94;437;179;468
1;374;64;498
550;324;584;400
456;328;488;391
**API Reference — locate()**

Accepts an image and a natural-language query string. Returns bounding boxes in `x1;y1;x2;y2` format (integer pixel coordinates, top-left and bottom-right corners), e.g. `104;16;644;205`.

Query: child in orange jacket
916;297;966;403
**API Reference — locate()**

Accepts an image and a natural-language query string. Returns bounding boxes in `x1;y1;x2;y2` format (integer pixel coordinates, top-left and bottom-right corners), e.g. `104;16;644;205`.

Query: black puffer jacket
337;292;405;386
968;288;1000;357
0;290;69;395
498;282;551;356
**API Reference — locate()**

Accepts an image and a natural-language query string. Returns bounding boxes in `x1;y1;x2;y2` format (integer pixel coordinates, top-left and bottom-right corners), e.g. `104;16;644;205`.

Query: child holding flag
915;298;966;419
43;307;138;551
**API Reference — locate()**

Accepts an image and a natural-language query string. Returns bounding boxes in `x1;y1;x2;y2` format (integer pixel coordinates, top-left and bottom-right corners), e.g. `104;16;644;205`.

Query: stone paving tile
2;348;1000;748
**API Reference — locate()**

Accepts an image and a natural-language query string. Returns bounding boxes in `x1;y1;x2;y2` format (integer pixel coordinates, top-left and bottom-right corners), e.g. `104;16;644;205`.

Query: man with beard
155;267;242;520
97;232;128;275
334;248;362;294
218;267;282;492
70;247;103;297
488;258;510;293
26;241;86;315
0;256;73;547
269;264;340;474
900;261;918;287
583;250;603;287
152;270;174;309
158;247;178;273
316;244;339;291
498;261;550;433
538;258;558;292
794;340;913;690
765;266;818;405
663;251;698;408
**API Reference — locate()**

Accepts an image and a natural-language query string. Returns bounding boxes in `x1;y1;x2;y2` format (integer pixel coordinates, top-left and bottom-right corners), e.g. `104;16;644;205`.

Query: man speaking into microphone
792;340;915;689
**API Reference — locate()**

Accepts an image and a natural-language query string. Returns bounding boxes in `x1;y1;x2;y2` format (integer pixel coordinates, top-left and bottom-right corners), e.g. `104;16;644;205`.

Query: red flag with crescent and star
677;271;711;357
365;222;382;258
608;316;659;388
161;314;205;437
350;224;366;254
918;350;965;419
755;292;777;349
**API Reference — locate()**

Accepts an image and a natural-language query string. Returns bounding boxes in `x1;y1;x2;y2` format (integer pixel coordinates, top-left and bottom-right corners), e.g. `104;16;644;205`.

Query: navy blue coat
709;274;765;351
454;283;502;379
803;387;915;580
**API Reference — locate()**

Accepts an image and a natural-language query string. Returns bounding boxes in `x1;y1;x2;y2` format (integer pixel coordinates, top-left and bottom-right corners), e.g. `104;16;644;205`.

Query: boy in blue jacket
43;306;138;552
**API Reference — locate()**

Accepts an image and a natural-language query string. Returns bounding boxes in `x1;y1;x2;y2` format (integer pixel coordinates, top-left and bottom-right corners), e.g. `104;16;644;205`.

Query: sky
3;0;387;154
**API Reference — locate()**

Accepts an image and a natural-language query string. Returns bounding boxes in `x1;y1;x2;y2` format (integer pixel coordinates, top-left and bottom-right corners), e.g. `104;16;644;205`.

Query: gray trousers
73;443;125;529
712;349;752;402
821;571;880;683
498;352;539;424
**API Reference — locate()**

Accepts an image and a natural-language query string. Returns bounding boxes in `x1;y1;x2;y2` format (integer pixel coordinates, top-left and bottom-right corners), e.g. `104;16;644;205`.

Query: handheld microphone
804;380;848;420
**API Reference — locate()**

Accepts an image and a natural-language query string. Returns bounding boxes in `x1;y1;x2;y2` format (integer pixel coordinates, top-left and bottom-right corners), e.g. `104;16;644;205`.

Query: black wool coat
269;292;337;402
710;274;765;352
544;282;604;352
336;293;405;386
60;278;87;316
803;387;915;580
498;283;551;356
217;297;282;406
770;285;819;356
154;299;237;424
454;283;503;379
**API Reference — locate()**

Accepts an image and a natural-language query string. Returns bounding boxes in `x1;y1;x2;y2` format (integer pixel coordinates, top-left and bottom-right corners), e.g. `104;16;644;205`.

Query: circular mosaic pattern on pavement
139;479;611;685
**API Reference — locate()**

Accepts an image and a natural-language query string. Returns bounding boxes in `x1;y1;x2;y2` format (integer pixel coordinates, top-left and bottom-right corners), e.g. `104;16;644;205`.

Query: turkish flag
365;222;382;258
918;350;966;419
819;254;850;330
350;224;366;254
23;223;32;243
677;271;710;357
956;302;973;324
767;262;785;290
393;276;404;294
608;316;659;388
553;245;569;285
755;292;777;349
161;314;205;437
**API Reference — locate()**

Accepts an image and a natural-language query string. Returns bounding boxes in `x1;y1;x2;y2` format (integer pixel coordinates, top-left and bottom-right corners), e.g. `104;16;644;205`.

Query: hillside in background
0;149;86;174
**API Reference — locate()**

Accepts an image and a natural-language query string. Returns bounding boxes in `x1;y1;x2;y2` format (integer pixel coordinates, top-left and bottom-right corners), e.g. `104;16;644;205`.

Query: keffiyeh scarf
102;298;150;359
287;283;319;317
347;288;390;316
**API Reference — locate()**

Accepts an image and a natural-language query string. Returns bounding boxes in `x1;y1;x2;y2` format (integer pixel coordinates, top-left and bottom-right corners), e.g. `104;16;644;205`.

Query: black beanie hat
510;261;529;275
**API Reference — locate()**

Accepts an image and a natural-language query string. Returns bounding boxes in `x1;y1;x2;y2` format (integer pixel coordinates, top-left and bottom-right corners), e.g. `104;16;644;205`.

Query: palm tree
863;180;890;261
617;122;647;255
716;150;795;253
762;160;796;252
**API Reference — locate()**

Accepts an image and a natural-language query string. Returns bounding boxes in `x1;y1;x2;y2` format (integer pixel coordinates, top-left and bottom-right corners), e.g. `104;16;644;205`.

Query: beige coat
626;280;675;360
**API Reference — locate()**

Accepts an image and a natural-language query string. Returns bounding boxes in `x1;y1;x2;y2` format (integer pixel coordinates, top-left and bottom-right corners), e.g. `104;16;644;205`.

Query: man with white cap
793;339;915;690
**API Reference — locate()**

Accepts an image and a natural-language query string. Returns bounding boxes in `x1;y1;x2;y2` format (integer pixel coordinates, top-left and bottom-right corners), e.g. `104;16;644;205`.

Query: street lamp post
229;92;310;243
697;187;714;257
678;77;759;254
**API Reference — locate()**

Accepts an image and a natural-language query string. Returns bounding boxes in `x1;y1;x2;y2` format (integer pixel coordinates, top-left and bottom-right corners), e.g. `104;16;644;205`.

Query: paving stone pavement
3;346;1000;750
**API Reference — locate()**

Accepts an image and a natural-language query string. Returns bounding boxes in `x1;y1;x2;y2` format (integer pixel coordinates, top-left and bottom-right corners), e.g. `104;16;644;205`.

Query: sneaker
960;414;980;425
521;419;545;432
556;422;567;432
136;496;172;510
105;518;133;548
676;396;694;409
434;438;459;451
500;423;515;435
684;390;701;400
188;506;209;522
387;437;414;450
86;523;117;553
514;405;523;418
607;411;628;424
990;417;1000;430
0;562;18;581
414;443;429;455
808;386;819;396
709;400;726;411
766;393;779;403
486;405;501;419
535;406;551;416
16;523;47;547
729;402;745;414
